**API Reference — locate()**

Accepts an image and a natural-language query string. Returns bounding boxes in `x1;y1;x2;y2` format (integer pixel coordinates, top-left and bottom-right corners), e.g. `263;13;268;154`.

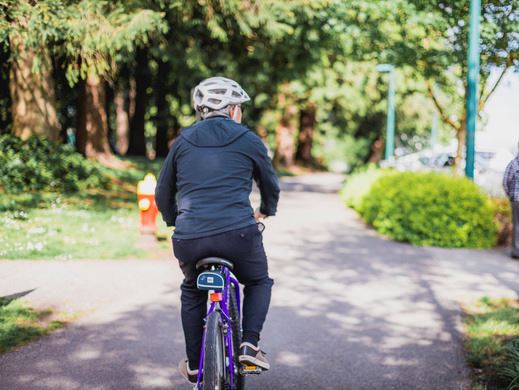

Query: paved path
1;173;518;390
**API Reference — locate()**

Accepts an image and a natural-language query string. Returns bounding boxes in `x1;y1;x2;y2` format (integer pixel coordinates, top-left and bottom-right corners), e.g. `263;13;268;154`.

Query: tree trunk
76;71;113;164
127;48;149;156
114;80;129;155
155;60;170;158
274;92;297;167
368;137;385;163
295;103;316;165
455;121;466;174
0;46;11;133
105;80;117;154
9;35;60;141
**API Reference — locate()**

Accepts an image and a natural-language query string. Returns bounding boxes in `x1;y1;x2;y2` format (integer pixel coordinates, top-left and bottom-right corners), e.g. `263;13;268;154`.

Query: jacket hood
181;116;249;147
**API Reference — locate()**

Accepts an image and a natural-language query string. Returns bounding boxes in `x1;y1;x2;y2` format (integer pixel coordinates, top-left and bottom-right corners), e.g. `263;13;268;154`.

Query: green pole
386;68;396;160
376;64;396;160
465;0;481;179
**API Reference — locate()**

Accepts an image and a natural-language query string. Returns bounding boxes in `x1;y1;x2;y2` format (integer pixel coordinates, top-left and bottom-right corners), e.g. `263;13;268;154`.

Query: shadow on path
1;174;517;390
0;297;187;390
0;289;36;306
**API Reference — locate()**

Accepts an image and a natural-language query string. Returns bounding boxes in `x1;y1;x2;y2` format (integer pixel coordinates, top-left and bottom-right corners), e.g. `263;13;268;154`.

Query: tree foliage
1;0;516;169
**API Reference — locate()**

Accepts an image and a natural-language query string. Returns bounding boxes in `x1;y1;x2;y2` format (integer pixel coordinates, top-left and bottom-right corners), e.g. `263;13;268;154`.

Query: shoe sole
238;355;270;371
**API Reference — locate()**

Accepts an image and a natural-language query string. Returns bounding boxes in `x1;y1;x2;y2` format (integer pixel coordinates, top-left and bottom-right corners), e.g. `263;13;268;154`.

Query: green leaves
0;0;167;84
0;134;109;193
61;1;167;85
358;171;498;248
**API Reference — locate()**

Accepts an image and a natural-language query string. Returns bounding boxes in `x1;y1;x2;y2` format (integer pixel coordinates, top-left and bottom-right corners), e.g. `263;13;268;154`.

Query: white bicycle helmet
192;77;250;112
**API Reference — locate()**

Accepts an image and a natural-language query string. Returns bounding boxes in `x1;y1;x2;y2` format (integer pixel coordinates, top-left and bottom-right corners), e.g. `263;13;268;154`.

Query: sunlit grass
0;300;65;353
0;204;148;259
0;157;171;260
463;297;519;389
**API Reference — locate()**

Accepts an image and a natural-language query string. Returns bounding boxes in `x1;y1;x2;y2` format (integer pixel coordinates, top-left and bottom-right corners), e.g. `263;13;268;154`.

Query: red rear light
210;292;223;302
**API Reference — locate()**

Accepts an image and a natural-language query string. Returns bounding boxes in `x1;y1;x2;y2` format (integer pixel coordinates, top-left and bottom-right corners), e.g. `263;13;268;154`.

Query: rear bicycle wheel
202;311;225;390
229;283;246;390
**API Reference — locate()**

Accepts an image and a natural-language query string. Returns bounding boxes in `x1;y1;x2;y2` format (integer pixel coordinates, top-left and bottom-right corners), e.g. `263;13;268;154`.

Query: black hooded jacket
155;116;280;239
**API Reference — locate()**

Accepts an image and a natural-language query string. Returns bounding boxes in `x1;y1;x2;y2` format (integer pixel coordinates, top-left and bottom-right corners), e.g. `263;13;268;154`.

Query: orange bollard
137;173;158;235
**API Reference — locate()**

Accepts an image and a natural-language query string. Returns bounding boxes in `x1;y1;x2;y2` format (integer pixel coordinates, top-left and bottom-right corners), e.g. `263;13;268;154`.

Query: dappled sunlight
249;184;517;389
72;347;102;360
130;363;183;388
275;351;306;367
381;356;418;367
0;295;188;390
1;175;517;389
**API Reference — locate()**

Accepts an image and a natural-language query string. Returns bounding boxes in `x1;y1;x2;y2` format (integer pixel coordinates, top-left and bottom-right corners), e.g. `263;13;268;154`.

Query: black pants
173;224;274;369
513;201;519;257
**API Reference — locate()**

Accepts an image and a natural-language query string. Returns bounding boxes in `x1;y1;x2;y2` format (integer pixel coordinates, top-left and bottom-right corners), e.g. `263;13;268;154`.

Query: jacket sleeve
155;141;179;226
248;133;280;216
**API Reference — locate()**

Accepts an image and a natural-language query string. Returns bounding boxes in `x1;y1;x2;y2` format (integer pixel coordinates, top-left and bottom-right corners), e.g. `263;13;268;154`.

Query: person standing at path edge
155;77;280;384
503;142;519;259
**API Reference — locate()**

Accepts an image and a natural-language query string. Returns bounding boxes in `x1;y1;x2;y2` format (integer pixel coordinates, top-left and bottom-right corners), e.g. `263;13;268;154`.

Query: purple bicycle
193;256;262;390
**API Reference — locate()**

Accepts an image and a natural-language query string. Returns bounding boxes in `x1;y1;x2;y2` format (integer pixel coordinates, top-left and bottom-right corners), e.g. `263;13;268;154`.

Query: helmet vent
208;88;227;95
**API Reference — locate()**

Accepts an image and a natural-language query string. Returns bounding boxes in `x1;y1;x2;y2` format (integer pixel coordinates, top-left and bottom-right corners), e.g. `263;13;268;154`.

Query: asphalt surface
1;173;519;390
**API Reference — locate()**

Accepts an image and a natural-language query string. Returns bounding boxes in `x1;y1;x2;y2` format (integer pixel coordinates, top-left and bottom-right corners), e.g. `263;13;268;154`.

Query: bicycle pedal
239;365;262;375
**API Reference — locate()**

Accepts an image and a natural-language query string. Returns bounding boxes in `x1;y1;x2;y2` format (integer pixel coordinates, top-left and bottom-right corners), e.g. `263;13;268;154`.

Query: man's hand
254;208;267;221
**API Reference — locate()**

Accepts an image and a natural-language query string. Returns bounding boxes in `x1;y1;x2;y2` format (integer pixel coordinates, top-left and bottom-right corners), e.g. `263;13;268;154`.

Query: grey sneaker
178;359;199;384
238;342;270;370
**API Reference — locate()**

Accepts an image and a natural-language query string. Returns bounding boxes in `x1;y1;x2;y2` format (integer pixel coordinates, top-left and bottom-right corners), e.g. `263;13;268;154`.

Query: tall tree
126;47;149;156
154;58;172;158
61;0;167;163
113;77;130;155
0;45;11;133
76;71;112;163
0;0;64;141
296;102;317;165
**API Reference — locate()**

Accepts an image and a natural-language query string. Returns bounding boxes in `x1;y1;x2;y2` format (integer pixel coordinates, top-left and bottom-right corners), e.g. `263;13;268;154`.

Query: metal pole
386;68;396;160
465;0;481;179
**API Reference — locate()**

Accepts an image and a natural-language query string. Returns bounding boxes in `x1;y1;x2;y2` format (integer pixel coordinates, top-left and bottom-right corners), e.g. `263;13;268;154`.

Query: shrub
463;297;519;390
359;171;497;248
341;167;390;211
0;134;109;193
501;338;519;389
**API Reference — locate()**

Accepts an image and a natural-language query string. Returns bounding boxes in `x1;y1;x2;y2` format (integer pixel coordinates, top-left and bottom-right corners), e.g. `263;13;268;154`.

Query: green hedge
358;171;497;248
340;167;391;211
0;135;109;193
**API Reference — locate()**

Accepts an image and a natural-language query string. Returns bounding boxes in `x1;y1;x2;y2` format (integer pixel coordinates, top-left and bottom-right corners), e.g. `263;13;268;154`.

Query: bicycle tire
202;311;225;390
229;283;246;390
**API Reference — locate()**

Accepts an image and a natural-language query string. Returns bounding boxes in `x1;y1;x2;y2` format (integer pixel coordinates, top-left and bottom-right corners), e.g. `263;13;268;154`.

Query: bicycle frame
195;266;241;390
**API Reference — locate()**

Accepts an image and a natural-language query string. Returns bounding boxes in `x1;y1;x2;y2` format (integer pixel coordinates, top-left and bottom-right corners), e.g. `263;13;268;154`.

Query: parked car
382;148;513;197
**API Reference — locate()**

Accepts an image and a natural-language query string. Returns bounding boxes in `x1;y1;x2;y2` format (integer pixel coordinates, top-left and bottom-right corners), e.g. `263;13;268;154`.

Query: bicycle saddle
196;257;234;271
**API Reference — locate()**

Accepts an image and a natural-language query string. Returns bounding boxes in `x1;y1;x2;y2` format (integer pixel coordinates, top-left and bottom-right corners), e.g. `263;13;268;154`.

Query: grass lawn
462;297;519;390
0;299;66;353
0;157;171;260
0;156;292;260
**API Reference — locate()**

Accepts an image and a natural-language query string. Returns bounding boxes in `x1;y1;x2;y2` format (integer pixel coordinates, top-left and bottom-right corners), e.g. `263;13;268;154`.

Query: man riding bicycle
155;77;280;384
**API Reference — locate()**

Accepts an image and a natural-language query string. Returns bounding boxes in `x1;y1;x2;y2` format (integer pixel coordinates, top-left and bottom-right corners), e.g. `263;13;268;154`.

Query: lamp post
376;64;396;160
465;0;481;179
